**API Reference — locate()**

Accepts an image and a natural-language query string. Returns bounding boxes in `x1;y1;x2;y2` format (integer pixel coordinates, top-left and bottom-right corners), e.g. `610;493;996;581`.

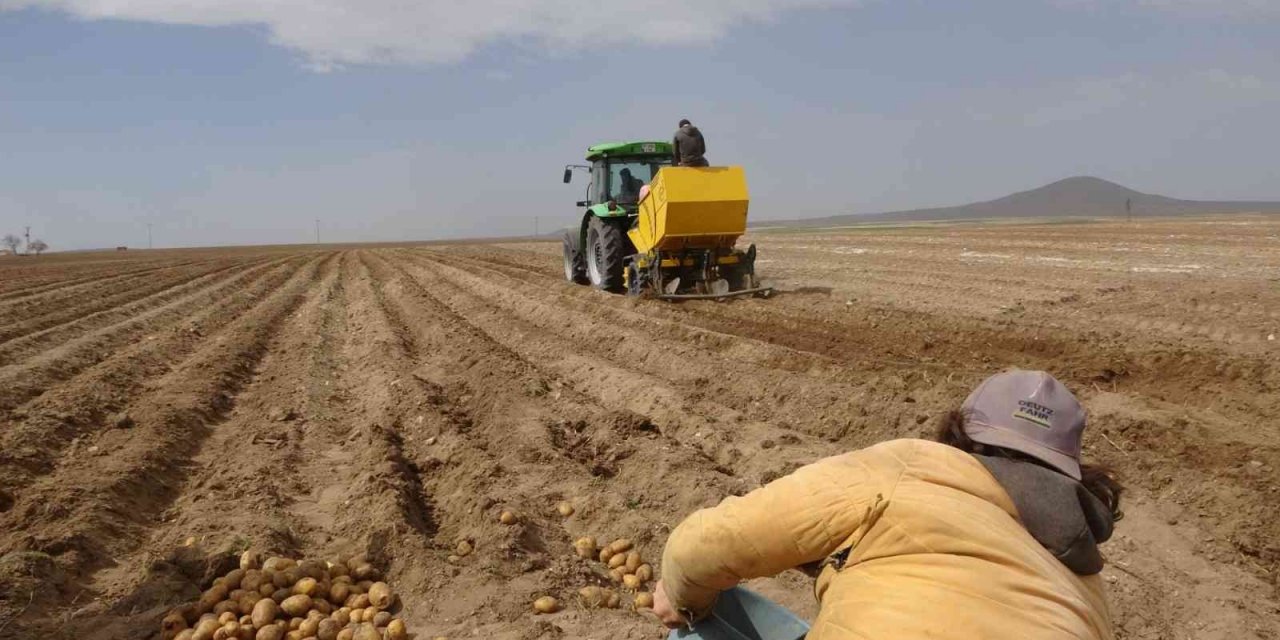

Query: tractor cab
563;141;672;216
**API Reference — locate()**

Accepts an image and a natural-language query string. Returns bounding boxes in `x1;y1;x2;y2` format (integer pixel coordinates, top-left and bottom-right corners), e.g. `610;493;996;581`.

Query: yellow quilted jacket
660;439;1113;639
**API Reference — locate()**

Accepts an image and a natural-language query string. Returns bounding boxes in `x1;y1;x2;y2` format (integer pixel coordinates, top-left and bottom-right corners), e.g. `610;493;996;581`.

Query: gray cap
961;370;1086;480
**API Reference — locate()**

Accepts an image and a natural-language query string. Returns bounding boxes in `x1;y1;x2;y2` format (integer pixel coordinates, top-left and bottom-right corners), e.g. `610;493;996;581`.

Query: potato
455;540;473;557
241;570;266;592
499;511;517;525
634;564;653;583
598;548;614;564
224;570;248;591
602;589;620;609
385;619;408;640
176;631;195;640
240;595;262;616
634;592;654;610
255;625;285;640
578;586;604;608
607;539;633;555
326;561;348;579
218;612;238;625
272;588;292;603
229;589;247;603
162;611;189;639
240;616;252;626
241;550;264;571
373;611;392;627
298;560;328;580
345;555;366;572
199;587;228;611
330;608;351;626
217;622;241;640
315;619;341;640
298;617;320;638
280;595;313;618
556;502;574;517
335;630;353;640
285;632;303;640
572;537;596;560
349;608;365;624
350;564;379;582
367;582;394;609
532;596;560;614
251;599;279;629
292;577;317;597
313;598;332;615
263;557;296;573
622;574;642;590
258;583;276;598
192;619;222;640
288;617;303;630
349;594;370;609
323;581;348;605
607;554;627;569
624;552;642;573
608;568;626;583
352;623;381;640
237;626;255;640
215;601;241;617
355;581;373;593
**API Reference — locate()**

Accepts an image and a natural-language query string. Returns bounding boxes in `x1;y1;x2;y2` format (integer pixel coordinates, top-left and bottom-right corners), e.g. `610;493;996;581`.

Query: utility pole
24;226;30;254
315;219;320;245
147;223;153;249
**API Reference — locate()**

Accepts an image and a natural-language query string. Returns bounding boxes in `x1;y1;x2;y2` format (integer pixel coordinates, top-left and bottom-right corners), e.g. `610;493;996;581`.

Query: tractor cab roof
585;141;671;162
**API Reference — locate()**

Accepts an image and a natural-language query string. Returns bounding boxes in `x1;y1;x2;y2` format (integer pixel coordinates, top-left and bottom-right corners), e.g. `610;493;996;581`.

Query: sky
0;1;1277;250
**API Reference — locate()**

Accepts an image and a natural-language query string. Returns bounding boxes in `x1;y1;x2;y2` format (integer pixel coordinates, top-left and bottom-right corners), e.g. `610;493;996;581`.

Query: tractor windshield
608;159;667;205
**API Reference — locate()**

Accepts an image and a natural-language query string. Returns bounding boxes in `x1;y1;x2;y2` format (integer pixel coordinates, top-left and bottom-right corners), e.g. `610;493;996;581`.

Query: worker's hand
651;579;686;629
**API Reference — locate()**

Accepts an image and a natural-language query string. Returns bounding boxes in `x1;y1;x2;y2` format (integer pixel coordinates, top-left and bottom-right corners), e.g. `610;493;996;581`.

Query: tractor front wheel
562;230;588;284
586;216;625;292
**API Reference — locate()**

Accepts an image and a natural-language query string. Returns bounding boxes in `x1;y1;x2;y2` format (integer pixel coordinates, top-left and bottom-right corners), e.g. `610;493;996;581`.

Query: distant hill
769;176;1280;227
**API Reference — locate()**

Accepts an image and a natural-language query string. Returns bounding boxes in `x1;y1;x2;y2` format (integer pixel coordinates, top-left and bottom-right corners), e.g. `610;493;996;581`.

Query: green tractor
561;141;670;292
562;141;769;299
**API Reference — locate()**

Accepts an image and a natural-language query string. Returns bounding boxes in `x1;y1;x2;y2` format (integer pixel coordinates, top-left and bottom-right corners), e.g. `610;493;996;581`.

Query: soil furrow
0;253;330;628
0;256;298;416
0;258;258;345
0;258;274;365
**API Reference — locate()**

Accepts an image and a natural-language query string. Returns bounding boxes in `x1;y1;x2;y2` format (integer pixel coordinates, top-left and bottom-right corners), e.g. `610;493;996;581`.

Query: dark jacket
672;125;707;167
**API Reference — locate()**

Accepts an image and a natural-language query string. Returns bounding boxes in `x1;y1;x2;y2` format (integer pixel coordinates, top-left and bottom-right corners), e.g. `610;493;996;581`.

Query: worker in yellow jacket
654;369;1123;639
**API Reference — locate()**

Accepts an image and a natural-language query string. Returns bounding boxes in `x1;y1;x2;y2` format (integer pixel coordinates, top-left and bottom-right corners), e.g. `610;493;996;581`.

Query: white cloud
0;0;863;69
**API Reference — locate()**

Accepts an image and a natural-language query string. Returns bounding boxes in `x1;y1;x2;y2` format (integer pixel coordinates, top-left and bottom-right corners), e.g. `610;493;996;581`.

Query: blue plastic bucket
668;587;809;640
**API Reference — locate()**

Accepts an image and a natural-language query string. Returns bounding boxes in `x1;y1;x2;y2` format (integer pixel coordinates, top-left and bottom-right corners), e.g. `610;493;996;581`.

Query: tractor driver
616;167;644;204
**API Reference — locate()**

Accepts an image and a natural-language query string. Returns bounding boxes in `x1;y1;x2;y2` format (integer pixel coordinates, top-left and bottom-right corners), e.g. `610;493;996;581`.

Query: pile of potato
568;536;655;612
160;551;412;640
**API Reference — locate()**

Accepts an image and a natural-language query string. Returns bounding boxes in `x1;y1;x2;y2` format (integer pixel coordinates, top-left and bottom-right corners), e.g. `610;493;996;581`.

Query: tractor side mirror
563;168;573;184
576;200;590;207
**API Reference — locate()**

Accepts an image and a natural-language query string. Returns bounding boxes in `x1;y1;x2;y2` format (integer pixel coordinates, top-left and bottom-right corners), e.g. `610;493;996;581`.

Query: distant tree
1;234;20;254
29;239;49;255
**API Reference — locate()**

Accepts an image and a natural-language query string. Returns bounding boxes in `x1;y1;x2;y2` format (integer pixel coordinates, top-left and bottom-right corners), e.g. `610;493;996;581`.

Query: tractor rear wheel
562;230;588;284
586;216;625;292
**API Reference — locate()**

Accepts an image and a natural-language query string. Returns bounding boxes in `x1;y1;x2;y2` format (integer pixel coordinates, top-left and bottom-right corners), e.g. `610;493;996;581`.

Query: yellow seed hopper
625;166;771;299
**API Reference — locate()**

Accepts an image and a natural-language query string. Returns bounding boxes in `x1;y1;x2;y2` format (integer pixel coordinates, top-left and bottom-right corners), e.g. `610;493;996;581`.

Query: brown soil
0;218;1278;639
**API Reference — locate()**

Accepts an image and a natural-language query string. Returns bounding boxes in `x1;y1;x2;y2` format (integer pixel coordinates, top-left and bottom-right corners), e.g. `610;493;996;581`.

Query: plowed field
2;216;1278;639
